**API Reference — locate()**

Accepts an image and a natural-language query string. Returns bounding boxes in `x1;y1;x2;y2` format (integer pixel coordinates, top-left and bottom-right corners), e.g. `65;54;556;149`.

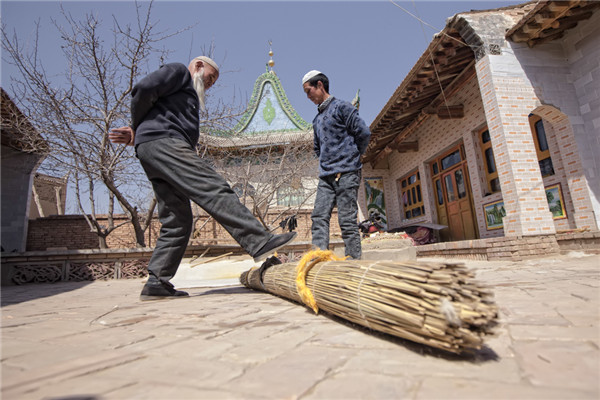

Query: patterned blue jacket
312;97;371;178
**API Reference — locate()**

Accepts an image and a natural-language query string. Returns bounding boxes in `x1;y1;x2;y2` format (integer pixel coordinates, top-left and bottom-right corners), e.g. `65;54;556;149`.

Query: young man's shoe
253;232;297;263
140;280;189;301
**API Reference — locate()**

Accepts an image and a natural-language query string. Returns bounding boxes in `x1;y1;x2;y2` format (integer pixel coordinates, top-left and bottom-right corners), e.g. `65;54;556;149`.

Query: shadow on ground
1;281;94;306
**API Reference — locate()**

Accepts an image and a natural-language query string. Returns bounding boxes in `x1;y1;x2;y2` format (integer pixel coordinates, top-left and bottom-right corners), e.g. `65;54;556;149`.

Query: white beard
193;68;206;112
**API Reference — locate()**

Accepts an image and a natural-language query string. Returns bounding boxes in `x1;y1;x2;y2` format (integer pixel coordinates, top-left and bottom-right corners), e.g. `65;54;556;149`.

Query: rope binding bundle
240;250;498;354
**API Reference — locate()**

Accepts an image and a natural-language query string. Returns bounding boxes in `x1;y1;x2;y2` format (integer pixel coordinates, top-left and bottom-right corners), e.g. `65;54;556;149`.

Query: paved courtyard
2;252;599;399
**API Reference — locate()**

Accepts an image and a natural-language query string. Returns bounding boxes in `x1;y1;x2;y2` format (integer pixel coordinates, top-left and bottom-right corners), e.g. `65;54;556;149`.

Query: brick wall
360;9;599;241
477;55;557;237
363;76;496;237
362;60;592;239
509;11;600;230
26;209;341;251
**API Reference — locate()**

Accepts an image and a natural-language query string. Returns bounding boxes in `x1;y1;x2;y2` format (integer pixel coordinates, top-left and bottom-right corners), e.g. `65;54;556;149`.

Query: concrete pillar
1;146;43;252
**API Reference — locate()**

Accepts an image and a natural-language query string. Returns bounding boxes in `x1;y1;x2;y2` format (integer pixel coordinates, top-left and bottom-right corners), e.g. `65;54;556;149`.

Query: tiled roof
364;1;597;166
506;0;600;47
198;129;312;151
0;87;47;153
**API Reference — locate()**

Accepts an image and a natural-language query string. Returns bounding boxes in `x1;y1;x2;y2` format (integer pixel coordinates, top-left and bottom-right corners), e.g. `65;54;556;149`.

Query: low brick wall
1;241;319;286
26;209;341;251
417;232;599;260
555;231;600;254
417;235;561;260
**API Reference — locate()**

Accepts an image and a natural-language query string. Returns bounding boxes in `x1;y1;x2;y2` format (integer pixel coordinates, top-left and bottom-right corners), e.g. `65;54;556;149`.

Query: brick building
29;173;68;219
360;0;599;242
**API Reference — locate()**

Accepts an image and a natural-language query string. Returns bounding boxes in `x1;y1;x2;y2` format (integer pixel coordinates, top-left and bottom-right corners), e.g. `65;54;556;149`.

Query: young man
110;56;296;300
302;70;371;259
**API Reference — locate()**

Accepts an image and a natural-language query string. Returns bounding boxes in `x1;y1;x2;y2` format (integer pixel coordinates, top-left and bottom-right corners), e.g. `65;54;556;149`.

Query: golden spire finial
268;40;275;72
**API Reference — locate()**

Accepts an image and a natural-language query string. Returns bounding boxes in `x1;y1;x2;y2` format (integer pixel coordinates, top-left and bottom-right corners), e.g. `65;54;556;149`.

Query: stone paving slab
1;253;599;399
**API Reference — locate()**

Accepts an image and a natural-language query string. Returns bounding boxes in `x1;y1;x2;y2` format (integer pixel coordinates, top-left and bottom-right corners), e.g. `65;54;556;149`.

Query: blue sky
2;0;518;213
2;0;518;126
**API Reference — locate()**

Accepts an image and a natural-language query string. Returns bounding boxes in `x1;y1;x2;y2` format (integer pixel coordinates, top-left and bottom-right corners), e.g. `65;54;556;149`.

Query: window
430;144;467;178
441;149;461;170
435;179;444;206
277;186;305;207
455;169;467;199
529;115;554;177
399;170;425;220
479;128;501;194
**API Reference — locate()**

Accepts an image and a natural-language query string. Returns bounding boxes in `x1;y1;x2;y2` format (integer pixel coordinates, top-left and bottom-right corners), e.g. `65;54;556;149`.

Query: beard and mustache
193;68;207;112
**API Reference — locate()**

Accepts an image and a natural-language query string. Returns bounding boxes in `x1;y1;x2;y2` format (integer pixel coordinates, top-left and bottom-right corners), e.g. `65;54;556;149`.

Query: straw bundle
240;251;498;354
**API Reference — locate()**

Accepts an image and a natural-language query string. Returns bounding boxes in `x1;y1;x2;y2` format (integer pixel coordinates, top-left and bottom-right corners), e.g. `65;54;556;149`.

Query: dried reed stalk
240;256;498;354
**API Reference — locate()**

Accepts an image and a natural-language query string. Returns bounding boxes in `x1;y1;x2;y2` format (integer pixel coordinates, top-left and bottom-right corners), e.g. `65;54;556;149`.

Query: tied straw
295;249;348;313
240;250;498;354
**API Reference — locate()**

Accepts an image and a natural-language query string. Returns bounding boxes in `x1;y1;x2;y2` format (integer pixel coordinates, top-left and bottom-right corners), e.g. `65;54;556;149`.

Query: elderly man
302;70;371;260
110;56;296;300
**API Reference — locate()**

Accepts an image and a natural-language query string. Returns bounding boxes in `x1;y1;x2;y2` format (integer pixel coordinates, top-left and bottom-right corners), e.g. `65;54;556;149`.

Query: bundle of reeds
240;250;498;354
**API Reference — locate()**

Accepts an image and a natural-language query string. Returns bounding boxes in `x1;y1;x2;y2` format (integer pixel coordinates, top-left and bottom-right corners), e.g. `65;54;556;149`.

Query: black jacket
131;63;199;148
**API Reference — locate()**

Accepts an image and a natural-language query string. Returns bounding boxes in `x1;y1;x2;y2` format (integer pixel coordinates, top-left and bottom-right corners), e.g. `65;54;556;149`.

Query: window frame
478;127;501;194
529;114;555;177
398;169;425;220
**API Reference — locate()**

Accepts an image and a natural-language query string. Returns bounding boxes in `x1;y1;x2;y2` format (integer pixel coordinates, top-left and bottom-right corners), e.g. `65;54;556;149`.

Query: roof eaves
0;88;48;154
506;0;600;47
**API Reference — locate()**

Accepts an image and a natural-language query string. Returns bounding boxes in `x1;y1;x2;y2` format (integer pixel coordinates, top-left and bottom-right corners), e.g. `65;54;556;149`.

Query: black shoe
253;232;297;263
139;280;189;301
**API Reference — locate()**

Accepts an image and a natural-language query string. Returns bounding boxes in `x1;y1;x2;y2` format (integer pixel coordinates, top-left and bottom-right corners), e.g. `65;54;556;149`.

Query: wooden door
441;166;476;241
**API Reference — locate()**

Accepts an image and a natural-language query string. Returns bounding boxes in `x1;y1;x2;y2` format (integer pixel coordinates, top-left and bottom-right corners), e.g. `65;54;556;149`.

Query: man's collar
318;96;334;113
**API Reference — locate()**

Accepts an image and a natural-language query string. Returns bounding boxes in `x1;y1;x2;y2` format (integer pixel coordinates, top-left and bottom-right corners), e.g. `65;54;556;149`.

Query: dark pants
136;138;271;282
311;170;362;259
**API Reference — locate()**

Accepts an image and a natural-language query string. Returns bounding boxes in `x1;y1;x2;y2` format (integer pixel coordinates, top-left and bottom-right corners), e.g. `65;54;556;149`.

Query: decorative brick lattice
120;260;149;279
12;264;63;285
68;262;115;281
4;258;153;285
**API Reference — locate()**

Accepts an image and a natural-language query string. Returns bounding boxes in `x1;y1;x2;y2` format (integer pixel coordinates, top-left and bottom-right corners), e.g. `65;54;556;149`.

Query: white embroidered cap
192;56;219;72
302;70;322;85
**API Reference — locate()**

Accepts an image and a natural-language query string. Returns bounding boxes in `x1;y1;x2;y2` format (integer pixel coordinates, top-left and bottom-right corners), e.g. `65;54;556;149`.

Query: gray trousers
311;170;362;259
136;138;272;282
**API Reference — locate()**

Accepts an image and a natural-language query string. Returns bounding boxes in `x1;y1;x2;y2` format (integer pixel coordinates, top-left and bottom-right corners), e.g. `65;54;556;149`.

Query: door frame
429;143;479;241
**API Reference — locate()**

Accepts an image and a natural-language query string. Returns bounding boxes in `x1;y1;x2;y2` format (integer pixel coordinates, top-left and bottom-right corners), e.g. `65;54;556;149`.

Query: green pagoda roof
234;70;311;135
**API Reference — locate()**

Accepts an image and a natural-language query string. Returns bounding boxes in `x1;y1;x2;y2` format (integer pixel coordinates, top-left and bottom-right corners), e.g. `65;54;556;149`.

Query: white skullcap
302;70;322;85
192;56;219;73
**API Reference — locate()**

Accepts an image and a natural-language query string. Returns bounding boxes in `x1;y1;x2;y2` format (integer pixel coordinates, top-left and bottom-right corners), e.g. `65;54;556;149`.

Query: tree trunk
131;215;147;248
98;234;108;249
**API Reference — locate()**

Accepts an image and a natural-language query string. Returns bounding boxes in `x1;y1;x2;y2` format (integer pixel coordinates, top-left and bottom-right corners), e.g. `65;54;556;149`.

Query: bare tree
198;134;318;235
2;2;241;248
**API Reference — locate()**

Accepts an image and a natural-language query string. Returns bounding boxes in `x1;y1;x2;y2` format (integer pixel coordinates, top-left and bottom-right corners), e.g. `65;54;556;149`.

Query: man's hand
109;126;135;146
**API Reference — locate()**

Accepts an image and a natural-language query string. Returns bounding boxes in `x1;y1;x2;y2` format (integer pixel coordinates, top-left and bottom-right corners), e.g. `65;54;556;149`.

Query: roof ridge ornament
267;40;275;74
